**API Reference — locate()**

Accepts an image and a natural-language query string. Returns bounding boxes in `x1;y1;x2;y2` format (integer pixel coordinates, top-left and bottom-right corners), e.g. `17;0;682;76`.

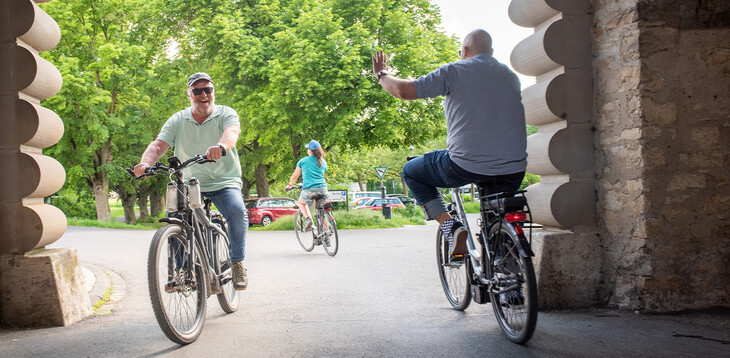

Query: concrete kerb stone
80;262;127;315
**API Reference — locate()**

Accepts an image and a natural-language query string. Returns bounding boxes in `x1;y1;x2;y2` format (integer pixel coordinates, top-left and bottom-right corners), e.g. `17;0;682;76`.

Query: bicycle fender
502;221;534;258
516;233;535;258
160;217;186;227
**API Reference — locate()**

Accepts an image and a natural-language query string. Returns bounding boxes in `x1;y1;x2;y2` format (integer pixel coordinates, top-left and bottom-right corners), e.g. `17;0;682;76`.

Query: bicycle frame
449;188;534;289
137;156;231;295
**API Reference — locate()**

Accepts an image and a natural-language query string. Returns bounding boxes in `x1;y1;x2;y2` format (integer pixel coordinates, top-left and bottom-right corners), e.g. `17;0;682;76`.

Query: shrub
48;189;97;219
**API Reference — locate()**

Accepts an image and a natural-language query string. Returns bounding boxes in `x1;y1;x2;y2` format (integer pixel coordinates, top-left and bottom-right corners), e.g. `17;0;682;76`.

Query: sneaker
232;261;248;290
304;217;313;231
499;289;524;306
164;282;181;293
324;236;331;247
441;218;468;258
164;270;185;293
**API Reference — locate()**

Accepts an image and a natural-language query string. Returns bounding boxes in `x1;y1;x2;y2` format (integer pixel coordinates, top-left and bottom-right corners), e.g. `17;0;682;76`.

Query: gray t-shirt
157;105;243;192
414;53;527;175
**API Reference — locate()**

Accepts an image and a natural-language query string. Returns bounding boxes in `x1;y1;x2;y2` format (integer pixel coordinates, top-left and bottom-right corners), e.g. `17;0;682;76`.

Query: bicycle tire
322;212;339;256
212;214;239;313
148;224;207;344
294;211;316;252
436;224;471;311
488;223;538;344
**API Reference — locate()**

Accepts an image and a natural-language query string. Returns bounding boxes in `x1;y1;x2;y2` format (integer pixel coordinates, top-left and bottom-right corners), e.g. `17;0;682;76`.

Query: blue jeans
402;150;525;219
204;187;248;262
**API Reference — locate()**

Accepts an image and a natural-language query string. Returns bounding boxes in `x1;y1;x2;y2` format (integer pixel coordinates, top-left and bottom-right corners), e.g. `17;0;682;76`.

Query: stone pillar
0;0;89;326
594;0;730;311
1;249;90;326
508;0;600;309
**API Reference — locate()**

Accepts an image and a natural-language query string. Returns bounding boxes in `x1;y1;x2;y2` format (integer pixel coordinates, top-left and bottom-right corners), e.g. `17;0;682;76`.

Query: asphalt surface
0;221;728;357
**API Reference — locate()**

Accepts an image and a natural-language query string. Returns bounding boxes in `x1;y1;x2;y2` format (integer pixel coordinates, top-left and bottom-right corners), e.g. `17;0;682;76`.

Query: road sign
374;166;388;180
327;190;348;202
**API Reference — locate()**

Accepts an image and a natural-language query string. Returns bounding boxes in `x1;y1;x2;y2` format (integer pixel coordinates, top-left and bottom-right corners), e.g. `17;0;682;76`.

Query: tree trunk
136;183;150;221
356;173;365;191
401;176;409;196
90;140;112;221
254;163;270;197
116;185;137;225
241;176;252;199
91;178;111;222
150;189;164;218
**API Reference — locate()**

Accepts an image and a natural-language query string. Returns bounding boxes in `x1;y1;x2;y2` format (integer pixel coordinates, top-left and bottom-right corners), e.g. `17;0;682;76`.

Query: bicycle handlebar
285;184;303;192
126;152;223;180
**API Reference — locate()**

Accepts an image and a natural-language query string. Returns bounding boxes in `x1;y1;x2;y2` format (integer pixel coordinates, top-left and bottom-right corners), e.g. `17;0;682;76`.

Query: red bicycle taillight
506;212;526;223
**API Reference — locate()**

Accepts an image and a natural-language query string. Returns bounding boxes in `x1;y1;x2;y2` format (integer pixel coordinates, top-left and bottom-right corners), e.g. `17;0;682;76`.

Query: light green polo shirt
157;105;243;192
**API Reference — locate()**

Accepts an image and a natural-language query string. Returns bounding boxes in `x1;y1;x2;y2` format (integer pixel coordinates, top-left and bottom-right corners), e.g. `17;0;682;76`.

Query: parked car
350;191;383;203
245;197;299;226
355;197;405;210
350;196;377;208
387;194;415;206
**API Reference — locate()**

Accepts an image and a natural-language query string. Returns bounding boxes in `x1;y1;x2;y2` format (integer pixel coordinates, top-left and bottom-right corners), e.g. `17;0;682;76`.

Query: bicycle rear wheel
294;211;315;251
148;224;207;344
212;214;239;313
436;225;471;310
488;223;538;344
322;212;339;256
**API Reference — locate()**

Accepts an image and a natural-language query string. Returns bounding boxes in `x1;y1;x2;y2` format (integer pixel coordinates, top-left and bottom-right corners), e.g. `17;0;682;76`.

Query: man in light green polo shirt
134;72;249;290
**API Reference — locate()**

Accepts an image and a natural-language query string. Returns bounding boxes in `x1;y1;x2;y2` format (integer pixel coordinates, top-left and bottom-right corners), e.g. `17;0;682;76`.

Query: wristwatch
217;143;225;151
377;70;389;80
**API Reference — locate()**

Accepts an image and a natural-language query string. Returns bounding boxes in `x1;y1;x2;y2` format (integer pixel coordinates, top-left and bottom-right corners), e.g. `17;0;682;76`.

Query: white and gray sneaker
232;261;248;290
441;218;468;258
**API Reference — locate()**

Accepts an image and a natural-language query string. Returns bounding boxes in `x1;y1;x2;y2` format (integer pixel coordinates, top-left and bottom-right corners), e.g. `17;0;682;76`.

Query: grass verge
67;217;165;230
252;205;426;231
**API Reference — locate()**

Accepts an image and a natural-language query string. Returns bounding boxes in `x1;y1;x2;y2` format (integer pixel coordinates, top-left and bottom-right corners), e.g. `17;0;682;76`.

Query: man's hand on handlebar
134;162;153;177
205;144;227;161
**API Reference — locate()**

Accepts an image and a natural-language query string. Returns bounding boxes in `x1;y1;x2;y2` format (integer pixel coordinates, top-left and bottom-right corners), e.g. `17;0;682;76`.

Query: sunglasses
191;87;214;95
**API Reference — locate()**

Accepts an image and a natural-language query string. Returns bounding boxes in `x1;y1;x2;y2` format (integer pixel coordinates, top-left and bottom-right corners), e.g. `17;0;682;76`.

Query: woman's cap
307;140;321;150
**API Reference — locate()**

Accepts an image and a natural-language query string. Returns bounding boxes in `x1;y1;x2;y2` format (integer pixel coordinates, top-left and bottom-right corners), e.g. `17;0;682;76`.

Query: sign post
373;166;390;219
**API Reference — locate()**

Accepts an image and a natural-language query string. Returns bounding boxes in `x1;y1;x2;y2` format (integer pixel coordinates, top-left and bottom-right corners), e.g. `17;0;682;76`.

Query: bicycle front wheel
322;212;339;256
488;223;538;344
148;224;207;344
212;214;239;313
294;211;315;252
436;225;471;310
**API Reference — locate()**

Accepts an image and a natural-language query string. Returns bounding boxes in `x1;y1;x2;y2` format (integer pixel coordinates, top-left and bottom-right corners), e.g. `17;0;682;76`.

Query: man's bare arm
134;139;170;176
205;125;240;160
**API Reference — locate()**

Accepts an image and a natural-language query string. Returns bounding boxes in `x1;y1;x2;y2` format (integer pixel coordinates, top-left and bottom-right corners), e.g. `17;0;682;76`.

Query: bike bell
189;177;202;209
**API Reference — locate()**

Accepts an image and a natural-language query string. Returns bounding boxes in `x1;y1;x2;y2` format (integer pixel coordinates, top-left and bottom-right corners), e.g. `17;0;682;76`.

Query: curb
80;262;127;315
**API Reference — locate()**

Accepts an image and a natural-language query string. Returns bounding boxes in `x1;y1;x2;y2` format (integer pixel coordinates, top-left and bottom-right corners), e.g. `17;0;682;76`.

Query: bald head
462;29;493;58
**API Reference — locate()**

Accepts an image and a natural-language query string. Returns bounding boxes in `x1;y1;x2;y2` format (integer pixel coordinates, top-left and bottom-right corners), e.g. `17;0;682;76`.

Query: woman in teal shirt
286;140;328;230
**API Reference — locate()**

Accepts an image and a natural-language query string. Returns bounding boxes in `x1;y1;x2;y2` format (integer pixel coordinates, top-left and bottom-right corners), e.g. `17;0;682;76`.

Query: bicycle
436;182;538;344
127;154;239;344
285;184;339;256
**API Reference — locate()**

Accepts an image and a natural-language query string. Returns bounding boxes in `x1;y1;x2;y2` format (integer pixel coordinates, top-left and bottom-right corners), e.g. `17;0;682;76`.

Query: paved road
1;222;728;357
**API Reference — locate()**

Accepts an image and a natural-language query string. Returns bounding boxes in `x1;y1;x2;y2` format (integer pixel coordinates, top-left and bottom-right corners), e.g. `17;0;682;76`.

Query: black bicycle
128;154;239;344
437;185;538;344
286;184;339;256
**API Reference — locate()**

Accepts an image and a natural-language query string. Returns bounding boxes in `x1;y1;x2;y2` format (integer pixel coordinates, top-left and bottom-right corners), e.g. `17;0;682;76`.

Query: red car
245;197;299;226
355;197;405;210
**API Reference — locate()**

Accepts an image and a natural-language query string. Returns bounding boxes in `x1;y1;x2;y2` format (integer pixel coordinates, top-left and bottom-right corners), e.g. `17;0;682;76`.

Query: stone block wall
594;0;730;311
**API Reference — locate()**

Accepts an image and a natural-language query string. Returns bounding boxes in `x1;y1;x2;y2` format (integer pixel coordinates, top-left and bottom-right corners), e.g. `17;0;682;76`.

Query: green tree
159;0;458;197
41;0;171;221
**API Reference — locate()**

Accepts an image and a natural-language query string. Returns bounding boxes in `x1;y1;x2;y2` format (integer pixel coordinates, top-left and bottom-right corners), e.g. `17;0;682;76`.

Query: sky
430;0;536;87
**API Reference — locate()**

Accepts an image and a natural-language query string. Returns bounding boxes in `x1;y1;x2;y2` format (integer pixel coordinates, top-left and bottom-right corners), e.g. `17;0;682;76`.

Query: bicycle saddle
311;193;327;201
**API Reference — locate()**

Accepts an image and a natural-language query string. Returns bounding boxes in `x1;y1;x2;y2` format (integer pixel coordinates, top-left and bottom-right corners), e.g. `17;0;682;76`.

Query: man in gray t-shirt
372;29;527;259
